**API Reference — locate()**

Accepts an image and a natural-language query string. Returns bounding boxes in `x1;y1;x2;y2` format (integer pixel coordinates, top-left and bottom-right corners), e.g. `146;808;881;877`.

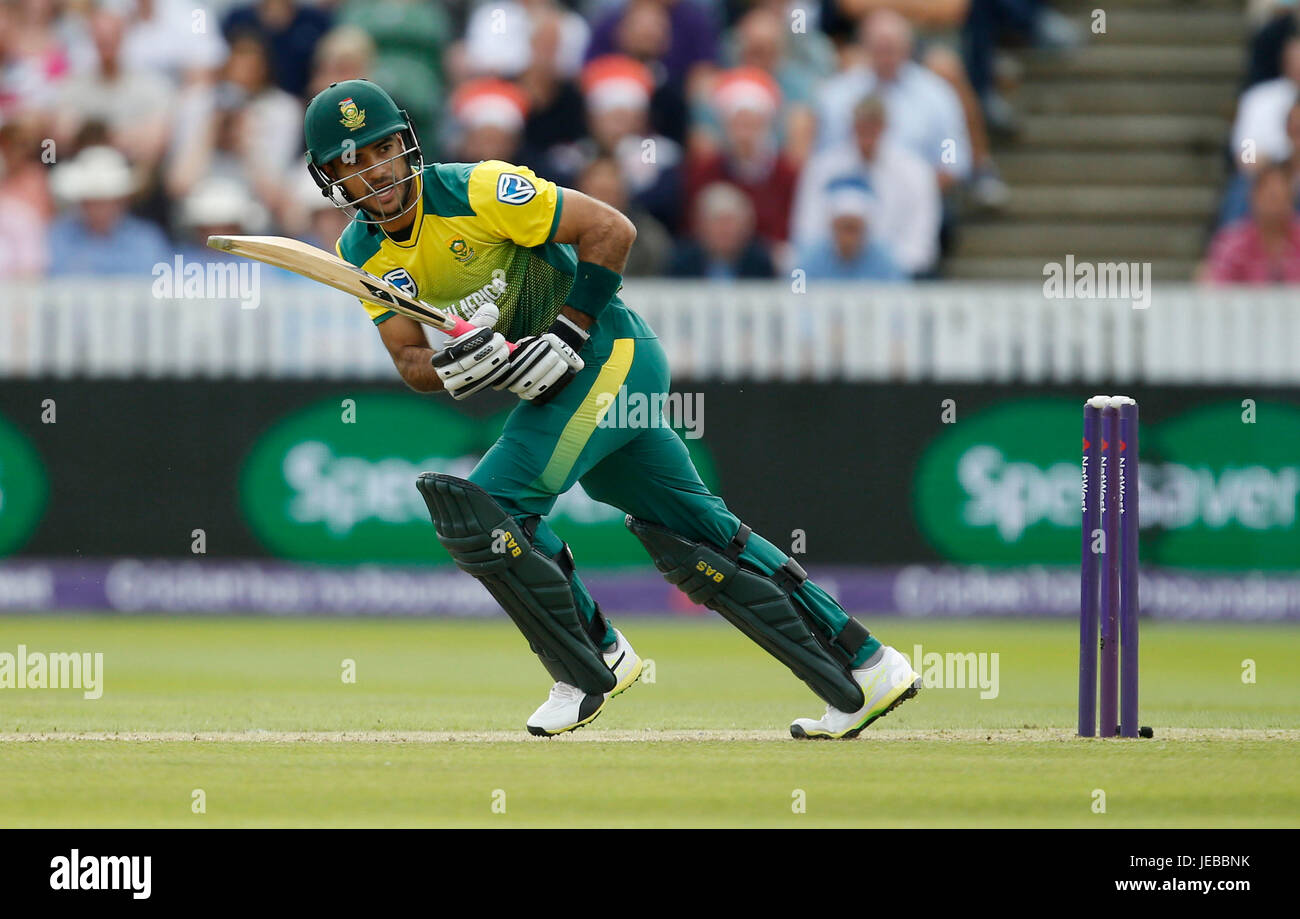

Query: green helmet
304;79;424;222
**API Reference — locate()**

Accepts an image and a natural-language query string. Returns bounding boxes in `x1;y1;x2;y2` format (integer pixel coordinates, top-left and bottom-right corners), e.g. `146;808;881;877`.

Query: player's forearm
546;190;637;330
574;208;636;274
394;345;445;393
563;212;635;331
560;305;594;332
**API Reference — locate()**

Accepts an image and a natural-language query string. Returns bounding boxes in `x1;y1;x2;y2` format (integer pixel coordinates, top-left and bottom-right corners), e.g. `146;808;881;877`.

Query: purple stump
1078;399;1102;737
1099;401;1121;737
1120;399;1140;738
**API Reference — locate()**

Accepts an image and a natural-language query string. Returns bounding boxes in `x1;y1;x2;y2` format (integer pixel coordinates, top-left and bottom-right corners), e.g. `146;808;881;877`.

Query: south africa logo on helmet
338;97;366;131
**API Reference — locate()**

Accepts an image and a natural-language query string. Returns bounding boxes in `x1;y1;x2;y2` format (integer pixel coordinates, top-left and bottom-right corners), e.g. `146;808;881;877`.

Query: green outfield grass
0;615;1297;827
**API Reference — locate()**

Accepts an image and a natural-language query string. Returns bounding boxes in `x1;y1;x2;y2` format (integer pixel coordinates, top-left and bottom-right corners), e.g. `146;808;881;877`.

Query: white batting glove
431;303;510;400
495;314;588;403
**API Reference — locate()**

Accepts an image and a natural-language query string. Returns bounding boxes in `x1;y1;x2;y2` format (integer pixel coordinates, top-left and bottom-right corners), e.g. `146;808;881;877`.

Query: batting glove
431;303;511;400
495;314;588;403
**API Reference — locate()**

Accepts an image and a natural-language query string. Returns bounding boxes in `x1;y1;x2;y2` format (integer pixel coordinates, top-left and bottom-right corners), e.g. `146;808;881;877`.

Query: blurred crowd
1204;0;1300;283
0;0;1080;283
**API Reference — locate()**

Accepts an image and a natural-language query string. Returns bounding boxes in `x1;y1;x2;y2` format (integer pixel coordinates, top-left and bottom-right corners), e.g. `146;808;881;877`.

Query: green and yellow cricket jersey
335;159;647;344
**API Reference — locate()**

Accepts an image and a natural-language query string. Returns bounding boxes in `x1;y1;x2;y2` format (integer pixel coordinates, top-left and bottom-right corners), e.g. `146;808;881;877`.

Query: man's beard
362;172;412;219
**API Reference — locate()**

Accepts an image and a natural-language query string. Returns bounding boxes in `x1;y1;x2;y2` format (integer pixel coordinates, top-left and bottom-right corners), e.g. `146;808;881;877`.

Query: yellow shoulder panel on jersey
465;161;563;249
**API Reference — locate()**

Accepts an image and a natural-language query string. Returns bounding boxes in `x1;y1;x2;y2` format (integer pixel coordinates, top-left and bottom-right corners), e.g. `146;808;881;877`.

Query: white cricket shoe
789;645;921;740
526;629;643;736
603;628;643;697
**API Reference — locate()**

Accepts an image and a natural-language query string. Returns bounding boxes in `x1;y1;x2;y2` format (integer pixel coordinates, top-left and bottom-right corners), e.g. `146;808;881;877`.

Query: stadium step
1064;11;1249;45
995;151;1223;186
1053;0;1242;11
1014;115;1228;150
955;0;1241;278
1017;81;1236;116
997;185;1219;220
1021;45;1241;78
951;222;1208;259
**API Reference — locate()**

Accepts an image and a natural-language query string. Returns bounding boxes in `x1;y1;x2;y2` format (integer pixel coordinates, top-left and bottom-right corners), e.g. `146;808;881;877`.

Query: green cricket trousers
467;306;878;667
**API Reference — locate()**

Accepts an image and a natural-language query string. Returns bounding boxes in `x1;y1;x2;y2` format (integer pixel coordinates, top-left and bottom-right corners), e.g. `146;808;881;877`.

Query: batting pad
417;474;616;695
625;515;866;713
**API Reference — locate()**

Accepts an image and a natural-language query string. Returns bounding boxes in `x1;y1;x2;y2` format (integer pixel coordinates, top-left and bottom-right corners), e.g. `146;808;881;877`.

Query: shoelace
549;682;585;702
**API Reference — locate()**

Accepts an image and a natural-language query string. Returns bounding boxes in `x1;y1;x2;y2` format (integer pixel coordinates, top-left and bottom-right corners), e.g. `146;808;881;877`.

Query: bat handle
446;316;518;354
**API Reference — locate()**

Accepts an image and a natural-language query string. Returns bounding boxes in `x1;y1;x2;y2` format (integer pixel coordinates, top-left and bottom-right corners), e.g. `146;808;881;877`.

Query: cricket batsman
305;80;921;738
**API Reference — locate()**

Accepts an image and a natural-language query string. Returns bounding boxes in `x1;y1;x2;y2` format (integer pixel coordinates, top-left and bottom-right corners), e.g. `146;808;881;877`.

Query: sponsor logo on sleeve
496;173;537;205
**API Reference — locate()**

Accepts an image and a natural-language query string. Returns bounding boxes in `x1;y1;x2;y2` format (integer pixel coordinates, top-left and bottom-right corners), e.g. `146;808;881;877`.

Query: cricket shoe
789;645;921;740
526;629;643;736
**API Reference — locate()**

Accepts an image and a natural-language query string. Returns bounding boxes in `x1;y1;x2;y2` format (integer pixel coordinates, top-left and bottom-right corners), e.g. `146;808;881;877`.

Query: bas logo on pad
496;173;536;205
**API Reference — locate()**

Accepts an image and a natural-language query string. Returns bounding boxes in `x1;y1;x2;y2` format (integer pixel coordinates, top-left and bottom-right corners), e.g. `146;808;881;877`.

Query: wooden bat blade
207;234;471;335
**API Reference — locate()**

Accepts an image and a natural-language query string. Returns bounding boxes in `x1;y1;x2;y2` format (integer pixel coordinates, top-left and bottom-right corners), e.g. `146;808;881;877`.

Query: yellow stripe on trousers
537;338;635;493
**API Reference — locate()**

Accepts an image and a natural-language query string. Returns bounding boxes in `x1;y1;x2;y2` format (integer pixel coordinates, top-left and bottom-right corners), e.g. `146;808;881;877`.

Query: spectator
794;181;906;281
0;114;54;221
584;0;697;144
695;5;826;164
1220;100;1300;226
578;154;672;276
173;175;307;286
460;0;589;81
516;6;589;170
668;181;775;279
0;184;47;277
1244;0;1300;90
334;0;454;155
817;0;861;47
447;78;529;163
793;93;940;276
816;10;972;191
1232;35;1300;171
0;0;71;119
54;7;175;178
305;25;375;99
120;0;227;86
47;145;170;276
222;0;332;98
545;55;685;231
1202;163;1300;284
959;0;1083;131
686;68;799;251
166;31;302;227
586;0;720;90
172;176;270;264
282;168;351;251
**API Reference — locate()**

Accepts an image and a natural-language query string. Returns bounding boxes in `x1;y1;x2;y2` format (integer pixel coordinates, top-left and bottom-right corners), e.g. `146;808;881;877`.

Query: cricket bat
207;234;507;345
